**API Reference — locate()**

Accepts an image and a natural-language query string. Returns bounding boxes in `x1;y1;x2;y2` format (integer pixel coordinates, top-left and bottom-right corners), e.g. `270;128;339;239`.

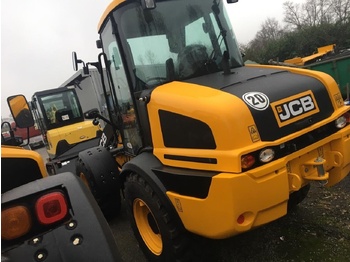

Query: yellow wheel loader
70;0;350;261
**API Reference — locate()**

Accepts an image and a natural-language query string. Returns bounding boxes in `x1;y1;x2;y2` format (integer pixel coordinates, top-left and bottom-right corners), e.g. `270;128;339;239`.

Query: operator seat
177;44;209;79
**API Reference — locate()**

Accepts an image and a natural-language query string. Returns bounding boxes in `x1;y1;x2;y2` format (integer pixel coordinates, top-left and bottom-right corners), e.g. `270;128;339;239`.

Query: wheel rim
133;198;162;255
79;172;91;190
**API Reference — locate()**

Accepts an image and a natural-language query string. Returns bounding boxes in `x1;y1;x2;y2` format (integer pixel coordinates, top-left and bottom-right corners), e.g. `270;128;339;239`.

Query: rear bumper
166;125;350;239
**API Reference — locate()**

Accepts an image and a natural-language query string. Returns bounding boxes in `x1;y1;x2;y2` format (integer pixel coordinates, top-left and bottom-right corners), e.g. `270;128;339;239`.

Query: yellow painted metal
133;198;162;255
46;121;101;158
284;44;336;66
165;124;350;239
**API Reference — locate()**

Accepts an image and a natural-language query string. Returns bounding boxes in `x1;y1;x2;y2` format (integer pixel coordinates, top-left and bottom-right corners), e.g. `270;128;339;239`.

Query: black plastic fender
76;146;121;217
120;152;185;229
2;172;122;261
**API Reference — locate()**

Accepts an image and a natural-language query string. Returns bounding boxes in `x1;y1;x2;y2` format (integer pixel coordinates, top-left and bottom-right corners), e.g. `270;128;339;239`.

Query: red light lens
241;154;256;169
345;112;350;124
36;192;68;225
237;214;245;224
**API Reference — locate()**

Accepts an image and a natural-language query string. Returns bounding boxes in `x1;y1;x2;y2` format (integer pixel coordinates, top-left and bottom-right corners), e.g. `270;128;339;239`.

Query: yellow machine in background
1;95;122;261
284;44;336;66
31;86;102;159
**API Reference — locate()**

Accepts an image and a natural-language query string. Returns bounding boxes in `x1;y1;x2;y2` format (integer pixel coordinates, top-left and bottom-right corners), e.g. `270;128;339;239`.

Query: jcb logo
271;91;319;127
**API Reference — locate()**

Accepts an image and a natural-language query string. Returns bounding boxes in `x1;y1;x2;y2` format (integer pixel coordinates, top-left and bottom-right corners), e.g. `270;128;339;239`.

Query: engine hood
182;66;334;141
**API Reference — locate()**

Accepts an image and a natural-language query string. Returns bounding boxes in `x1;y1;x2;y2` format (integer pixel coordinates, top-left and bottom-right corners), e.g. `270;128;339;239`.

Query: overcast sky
1;0;303;118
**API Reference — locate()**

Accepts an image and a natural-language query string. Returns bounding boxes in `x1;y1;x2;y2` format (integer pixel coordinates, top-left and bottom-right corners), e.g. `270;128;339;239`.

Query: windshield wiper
211;0;231;75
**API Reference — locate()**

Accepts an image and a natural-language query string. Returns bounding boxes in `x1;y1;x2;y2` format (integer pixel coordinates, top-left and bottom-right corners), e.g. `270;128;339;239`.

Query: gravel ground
110;175;350;262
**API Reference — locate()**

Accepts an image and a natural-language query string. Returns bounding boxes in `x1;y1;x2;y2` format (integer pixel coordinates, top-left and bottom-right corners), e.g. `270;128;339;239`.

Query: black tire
287;183;311;210
76;146;121;218
124;172;191;262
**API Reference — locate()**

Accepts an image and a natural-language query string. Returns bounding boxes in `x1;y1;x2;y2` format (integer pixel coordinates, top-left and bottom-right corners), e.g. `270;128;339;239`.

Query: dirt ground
110;175;350;262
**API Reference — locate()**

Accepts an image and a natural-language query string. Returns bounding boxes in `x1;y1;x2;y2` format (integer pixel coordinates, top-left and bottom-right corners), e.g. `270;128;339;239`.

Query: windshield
114;0;243;87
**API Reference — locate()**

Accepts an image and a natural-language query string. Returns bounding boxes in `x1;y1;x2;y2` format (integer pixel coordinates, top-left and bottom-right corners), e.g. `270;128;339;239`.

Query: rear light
259;148;275;163
2;206;32;240
2;190;70;244
36;192;68;225
241;154;256;169
345;112;350;124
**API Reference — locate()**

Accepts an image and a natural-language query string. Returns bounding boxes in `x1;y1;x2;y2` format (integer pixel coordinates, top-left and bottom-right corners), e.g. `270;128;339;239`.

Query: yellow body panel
166;125;350;239
145;66;350;239
149;82;257;173
46;121;101;158
1;146;48;178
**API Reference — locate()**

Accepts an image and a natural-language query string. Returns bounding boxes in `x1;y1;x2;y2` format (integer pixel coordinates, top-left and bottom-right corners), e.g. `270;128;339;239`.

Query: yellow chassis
166;125;350;239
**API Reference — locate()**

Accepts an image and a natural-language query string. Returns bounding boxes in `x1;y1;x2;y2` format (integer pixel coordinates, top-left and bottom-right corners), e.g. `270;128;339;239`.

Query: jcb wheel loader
71;0;350;261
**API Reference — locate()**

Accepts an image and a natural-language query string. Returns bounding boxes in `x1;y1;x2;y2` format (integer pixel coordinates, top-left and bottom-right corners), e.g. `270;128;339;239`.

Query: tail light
2;206;32;240
241;154;256;169
2;190;70;243
36;192;68;225
344;112;350;124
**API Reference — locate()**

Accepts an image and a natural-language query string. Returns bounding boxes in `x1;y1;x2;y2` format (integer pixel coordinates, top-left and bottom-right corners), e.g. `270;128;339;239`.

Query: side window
101;20;143;154
108;43;129;96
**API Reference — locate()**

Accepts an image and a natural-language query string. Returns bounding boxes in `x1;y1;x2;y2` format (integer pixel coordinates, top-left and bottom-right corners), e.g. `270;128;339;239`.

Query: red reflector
237;214;245;224
36;192;68;225
241;154;256;169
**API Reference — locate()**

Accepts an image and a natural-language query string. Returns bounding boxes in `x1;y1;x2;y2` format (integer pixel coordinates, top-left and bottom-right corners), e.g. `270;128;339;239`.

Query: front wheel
124;173;191;262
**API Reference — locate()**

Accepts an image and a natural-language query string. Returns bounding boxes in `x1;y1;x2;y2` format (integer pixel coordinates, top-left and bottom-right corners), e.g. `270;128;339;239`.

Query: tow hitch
301;157;329;182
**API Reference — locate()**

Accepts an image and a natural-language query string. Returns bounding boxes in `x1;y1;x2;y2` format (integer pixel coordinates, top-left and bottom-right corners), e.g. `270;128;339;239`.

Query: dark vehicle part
1;173;122;261
287;183;311;210
4;95;35;147
76;146;122;217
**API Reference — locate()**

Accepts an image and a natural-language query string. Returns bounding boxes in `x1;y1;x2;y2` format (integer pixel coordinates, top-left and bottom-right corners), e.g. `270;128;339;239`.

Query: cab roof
98;0;125;32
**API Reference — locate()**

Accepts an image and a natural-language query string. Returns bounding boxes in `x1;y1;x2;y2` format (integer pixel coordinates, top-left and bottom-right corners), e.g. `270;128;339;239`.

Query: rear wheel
124;173;191;262
76;146;121;218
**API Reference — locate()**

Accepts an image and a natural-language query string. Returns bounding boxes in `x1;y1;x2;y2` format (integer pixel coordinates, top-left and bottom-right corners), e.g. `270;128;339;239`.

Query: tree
243;0;350;63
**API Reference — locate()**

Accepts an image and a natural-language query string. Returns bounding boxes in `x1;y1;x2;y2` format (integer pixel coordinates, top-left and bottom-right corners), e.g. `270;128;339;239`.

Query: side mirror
227;0;239;3
7;95;34;128
84;108;100;119
72;51;80;71
72;51;90;75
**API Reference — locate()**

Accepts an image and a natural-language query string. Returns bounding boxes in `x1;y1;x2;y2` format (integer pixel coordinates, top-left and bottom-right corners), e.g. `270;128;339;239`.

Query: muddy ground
110;175;350;262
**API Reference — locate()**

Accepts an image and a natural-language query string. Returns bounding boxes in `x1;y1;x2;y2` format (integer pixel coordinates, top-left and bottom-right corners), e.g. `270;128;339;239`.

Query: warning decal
248;125;260;142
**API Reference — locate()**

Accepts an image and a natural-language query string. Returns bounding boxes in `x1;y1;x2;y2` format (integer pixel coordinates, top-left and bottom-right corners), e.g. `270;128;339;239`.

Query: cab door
100;19;143;155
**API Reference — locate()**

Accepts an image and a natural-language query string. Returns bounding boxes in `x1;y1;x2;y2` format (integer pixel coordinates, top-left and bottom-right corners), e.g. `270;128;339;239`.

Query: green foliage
243;0;350;64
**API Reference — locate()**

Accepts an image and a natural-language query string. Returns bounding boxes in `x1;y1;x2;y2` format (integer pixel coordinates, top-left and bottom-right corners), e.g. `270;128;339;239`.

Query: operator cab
74;0;243;156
